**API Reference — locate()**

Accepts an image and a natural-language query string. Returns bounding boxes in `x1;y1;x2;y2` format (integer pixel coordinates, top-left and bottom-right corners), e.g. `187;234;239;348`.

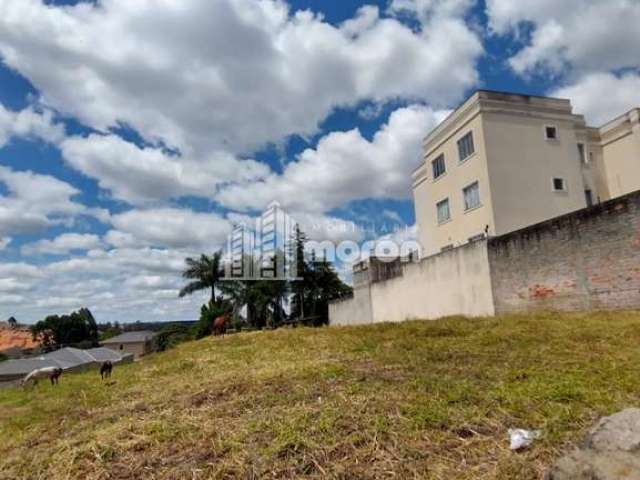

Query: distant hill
0;325;40;355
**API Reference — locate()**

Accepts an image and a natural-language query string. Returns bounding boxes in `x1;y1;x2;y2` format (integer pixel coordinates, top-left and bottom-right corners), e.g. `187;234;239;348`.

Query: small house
101;331;156;359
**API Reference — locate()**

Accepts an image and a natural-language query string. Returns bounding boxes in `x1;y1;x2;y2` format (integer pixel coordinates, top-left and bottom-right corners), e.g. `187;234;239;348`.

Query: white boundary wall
329;240;495;326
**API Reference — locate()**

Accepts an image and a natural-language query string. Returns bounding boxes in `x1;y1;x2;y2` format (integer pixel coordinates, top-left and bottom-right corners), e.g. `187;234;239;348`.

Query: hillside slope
2;312;640;479
0;326;40;353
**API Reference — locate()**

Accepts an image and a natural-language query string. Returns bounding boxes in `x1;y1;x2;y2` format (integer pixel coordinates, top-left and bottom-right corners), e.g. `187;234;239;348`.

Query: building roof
86;347;127;362
101;330;156;344
0;346;132;377
0;358;67;376
421;89;578;153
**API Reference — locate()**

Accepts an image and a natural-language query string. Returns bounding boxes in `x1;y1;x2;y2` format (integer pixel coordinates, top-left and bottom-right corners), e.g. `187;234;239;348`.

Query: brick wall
488;190;640;313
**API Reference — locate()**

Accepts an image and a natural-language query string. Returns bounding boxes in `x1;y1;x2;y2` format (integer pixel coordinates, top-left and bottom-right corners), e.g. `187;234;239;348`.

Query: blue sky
1;0;639;323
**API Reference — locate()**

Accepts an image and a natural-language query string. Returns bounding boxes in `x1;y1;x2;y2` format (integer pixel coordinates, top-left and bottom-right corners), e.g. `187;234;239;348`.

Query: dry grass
2;311;640;479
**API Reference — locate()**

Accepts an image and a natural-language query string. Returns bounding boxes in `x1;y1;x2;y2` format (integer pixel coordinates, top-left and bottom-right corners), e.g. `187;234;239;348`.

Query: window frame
436;197;451;225
462;181;481;212
431;153;446;180
457;131;475;163
552;177;567;192
577;143;587;164
544;124;559;141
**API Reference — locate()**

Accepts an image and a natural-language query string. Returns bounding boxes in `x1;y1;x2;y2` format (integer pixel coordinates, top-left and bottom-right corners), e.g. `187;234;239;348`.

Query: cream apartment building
412;90;640;256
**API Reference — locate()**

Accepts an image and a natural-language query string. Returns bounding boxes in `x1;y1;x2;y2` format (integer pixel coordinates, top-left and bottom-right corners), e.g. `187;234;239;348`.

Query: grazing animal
21;366;63;387
100;361;113;380
213;315;227;336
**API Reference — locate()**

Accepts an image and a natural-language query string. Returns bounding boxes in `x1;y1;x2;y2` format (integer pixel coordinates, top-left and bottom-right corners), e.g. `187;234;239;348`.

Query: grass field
2;311;640;479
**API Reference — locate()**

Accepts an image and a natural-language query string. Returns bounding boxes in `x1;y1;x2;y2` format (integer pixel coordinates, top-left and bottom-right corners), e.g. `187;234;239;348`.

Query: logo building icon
224;201;299;281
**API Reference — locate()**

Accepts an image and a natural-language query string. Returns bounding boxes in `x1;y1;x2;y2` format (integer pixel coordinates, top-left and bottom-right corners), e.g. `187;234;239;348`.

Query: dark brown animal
100;361;113;380
213;315;227;336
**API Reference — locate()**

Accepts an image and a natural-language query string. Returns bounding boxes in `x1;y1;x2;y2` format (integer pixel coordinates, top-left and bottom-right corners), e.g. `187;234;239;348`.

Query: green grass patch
2;311;640;479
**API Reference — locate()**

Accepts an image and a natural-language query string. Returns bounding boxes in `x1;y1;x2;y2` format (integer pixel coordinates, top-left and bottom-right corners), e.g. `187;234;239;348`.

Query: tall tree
307;257;353;325
7;316;17;329
289;225;311;321
179;251;223;304
289;226;352;325
31;308;99;350
218;252;289;330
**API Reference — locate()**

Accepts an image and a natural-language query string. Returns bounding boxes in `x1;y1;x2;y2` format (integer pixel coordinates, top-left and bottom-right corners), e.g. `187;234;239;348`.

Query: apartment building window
585;189;594;207
577;143;587;164
431;154;446;180
463;181;480;211
457;131;475;162
552;177;567;192
545;125;558;140
436;198;450;224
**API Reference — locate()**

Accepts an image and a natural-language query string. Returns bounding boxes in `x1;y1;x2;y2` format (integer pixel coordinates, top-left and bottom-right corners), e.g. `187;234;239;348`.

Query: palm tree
219;278;287;330
179;251;223;305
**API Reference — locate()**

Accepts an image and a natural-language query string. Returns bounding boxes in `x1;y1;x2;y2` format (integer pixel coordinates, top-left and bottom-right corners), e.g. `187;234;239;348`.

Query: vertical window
585;189;594;207
436;198;450;224
577;143;586;164
552;178;566;191
545;125;558;140
431;154;446;179
457;131;475;162
463;181;480;211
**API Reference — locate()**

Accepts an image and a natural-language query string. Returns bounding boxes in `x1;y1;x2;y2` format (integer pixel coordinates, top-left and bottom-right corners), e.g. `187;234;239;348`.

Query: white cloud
0;277;32;293
0;0;481;158
552;72;640;126
0;262;45;279
382;209;403;223
0;294;24;305
35;296;83;310
0;243;207;322
0;0;483;324
217;105;449;212
0;237;10;250
110;207;232;249
0;165;90;236
47;247;190;276
290;211;363;243
124;275;178;291
103;230;138;249
59;134;269;204
21;233;103;256
486;0;640;76
0;103;64;148
389;0;473;24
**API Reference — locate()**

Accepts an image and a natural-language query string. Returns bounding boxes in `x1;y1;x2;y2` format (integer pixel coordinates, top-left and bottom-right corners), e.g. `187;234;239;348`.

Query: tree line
177;226;352;342
21;226;352;353
30;308;99;351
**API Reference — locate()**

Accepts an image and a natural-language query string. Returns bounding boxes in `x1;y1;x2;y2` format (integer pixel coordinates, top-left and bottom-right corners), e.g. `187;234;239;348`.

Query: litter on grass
508;428;542;450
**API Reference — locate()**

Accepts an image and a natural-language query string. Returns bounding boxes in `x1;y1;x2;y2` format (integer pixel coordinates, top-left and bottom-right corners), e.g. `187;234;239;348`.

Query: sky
1;0;640;324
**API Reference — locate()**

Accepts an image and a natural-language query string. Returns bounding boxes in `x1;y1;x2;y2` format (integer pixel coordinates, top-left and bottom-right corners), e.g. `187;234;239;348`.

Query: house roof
101;331;155;344
86;347;127;362
0;358;67;376
0;347;132;377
